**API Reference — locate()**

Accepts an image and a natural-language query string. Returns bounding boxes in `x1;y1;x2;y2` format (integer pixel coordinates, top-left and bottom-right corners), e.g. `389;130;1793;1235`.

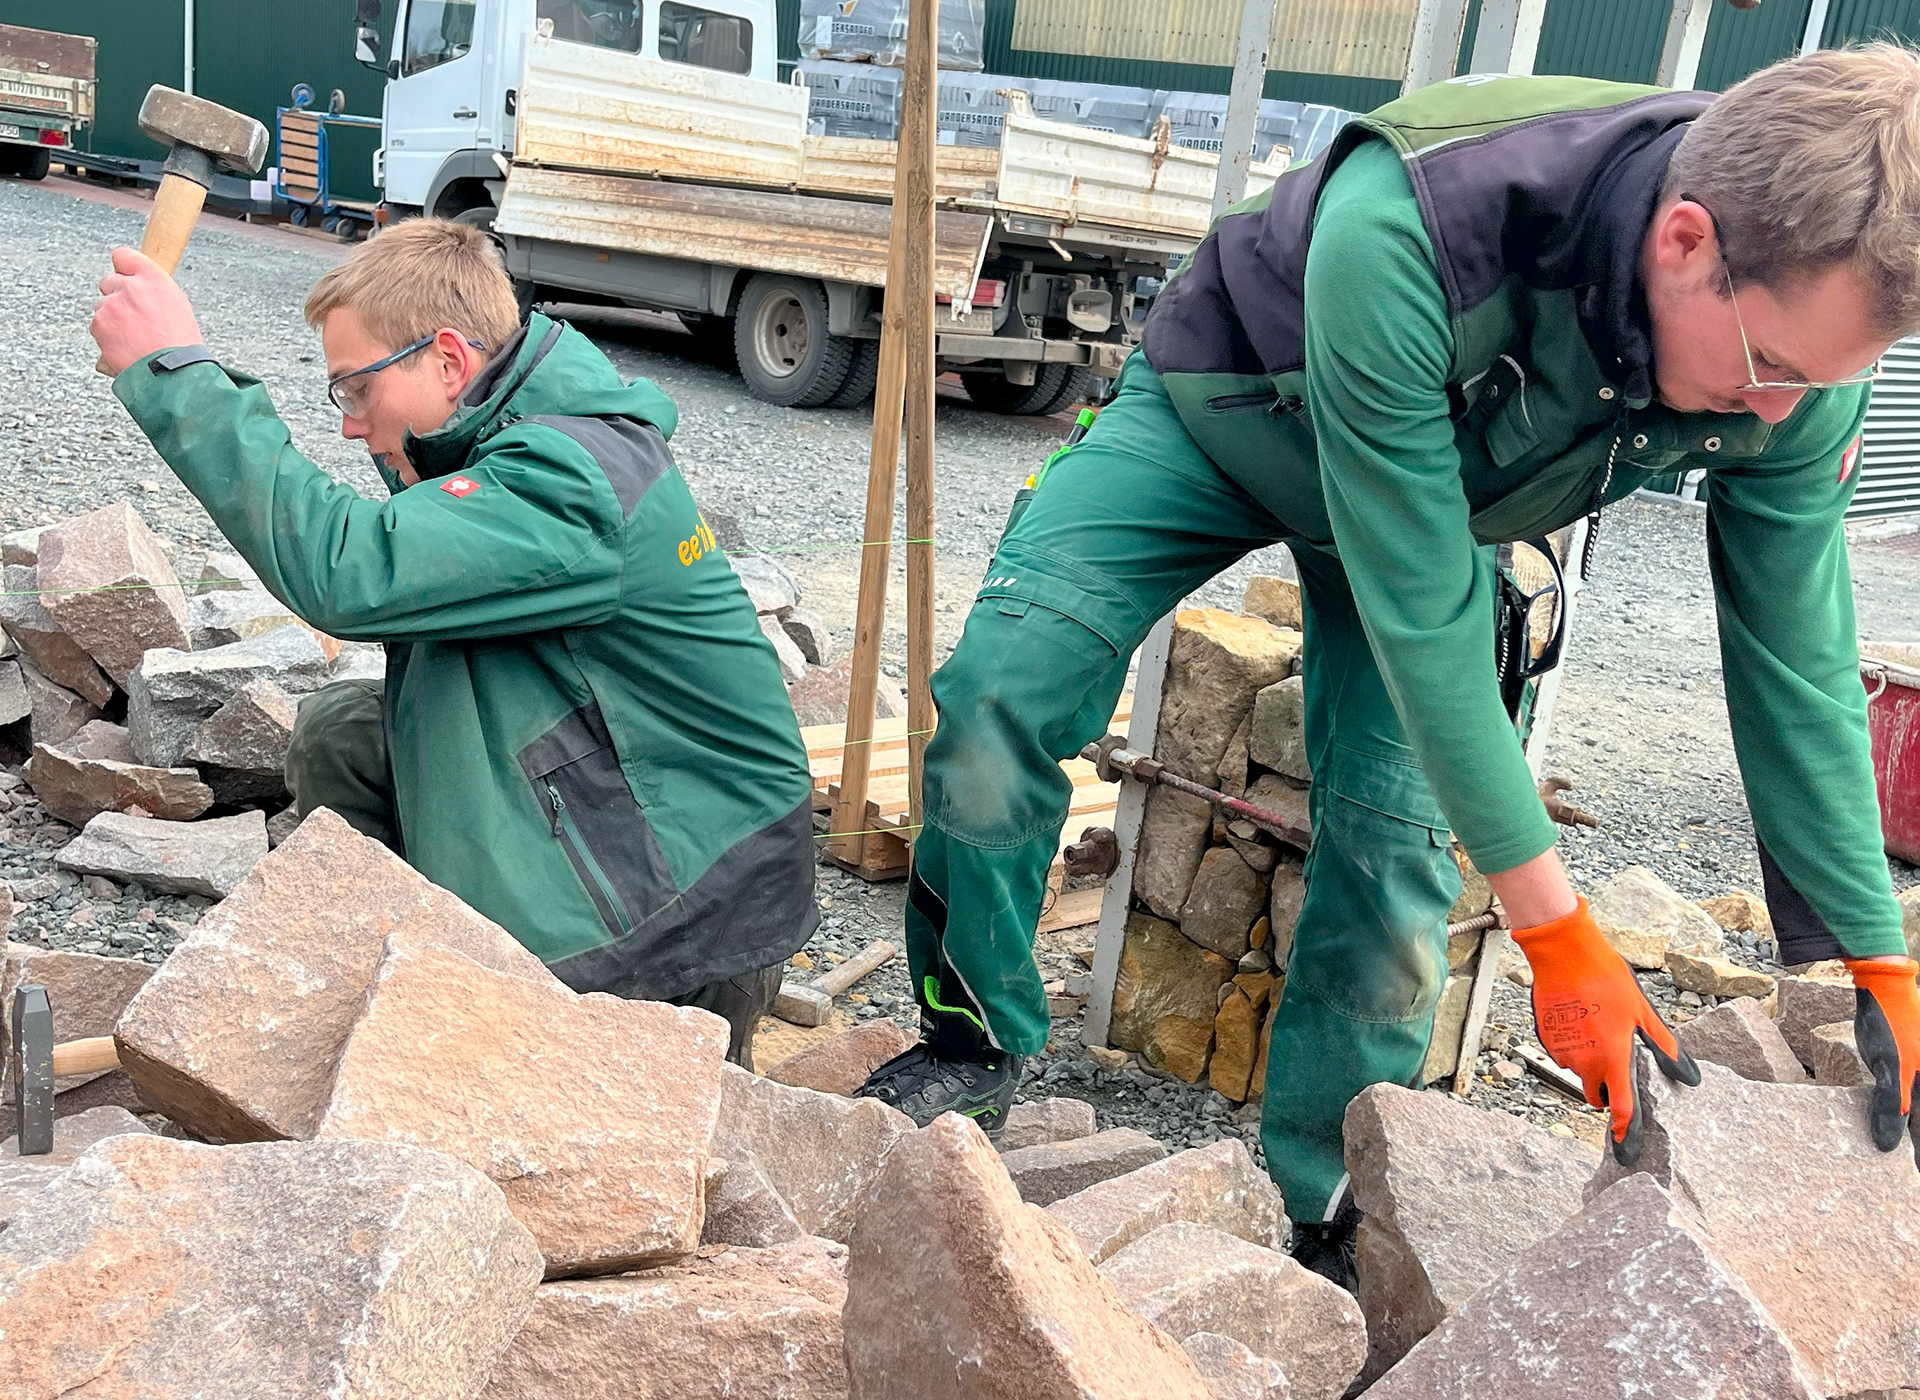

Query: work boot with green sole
855;990;1022;1142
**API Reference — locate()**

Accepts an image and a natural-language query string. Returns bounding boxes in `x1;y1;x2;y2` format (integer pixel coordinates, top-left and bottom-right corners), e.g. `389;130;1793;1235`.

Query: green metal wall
1824;0;1920;44
0;0;184;157
1696;0;1810;90
0;1;393;198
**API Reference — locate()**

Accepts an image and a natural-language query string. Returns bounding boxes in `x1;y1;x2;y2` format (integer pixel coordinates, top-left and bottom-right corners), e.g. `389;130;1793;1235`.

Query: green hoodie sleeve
1707;388;1904;958
114;353;625;643
1301;139;1560;875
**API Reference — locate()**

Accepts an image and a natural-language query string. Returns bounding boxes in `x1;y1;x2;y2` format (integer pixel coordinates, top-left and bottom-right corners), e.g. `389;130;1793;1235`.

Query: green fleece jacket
115;313;819;997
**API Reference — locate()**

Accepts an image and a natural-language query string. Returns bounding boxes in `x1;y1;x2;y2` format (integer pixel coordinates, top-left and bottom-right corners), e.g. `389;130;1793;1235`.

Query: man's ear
434;327;480;401
1652;198;1716;276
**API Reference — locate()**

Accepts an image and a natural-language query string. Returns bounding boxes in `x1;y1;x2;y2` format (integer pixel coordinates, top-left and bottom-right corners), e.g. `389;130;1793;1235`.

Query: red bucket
1864;659;1920;865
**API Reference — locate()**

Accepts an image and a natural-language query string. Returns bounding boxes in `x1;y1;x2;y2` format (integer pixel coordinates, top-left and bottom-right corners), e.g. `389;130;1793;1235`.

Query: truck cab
362;0;775;219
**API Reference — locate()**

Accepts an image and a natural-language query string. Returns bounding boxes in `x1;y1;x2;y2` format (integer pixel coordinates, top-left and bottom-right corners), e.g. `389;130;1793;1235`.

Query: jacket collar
1573;124;1686;412
393;316;563;483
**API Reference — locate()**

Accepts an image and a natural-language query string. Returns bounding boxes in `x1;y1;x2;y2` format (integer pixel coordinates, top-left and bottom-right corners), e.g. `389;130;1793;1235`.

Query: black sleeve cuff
149;345;219;373
1758;838;1850;966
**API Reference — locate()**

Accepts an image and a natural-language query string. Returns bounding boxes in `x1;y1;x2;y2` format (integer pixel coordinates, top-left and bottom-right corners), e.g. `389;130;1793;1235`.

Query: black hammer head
136;85;269;178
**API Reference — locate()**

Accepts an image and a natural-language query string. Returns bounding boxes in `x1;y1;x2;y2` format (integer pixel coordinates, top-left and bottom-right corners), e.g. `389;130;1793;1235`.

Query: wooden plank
1451;926;1509;1096
1512;1042;1588;1101
814;940;898;997
901;0;939;836
495;163;991;303
1037;886;1104;936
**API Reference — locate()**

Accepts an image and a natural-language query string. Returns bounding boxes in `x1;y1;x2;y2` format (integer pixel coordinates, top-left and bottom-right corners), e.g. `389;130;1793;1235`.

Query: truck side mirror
354;24;383;68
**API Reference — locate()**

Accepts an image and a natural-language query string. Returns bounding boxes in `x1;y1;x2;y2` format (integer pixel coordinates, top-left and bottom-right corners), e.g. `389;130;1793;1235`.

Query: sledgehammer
94;85;268;375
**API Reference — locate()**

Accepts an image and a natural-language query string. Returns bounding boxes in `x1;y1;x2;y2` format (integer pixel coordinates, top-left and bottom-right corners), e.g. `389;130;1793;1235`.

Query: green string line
811;824;924;840
0;537;944;598
817;727;935;749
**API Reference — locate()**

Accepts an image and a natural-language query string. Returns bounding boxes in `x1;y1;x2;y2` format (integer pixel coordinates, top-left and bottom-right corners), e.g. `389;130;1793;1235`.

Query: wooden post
899;0;939;831
829;29;924;866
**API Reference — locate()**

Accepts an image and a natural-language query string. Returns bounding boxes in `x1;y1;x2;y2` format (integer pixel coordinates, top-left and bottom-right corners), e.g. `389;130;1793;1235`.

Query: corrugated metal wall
1532;0;1673;82
1824;0;1920;45
0;0;183;157
1696;0;1809;90
1855;341;1920;519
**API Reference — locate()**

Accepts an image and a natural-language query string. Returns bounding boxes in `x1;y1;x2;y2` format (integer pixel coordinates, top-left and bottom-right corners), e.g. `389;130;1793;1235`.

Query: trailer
0;22;95;182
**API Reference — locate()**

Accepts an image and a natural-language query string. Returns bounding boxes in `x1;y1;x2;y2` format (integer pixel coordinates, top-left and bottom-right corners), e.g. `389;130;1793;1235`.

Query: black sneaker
855;1001;1022;1142
1288;1193;1362;1295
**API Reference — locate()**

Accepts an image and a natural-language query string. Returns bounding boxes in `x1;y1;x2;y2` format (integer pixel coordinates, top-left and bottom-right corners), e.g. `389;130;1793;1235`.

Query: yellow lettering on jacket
679;515;721;566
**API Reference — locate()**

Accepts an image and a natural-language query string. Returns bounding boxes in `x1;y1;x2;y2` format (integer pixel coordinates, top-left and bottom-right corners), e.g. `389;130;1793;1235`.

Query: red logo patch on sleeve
440;476;479;498
1840;437;1861;484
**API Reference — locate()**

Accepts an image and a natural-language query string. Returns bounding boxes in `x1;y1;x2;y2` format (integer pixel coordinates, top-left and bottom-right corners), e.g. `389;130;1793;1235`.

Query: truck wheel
961;365;1094;416
13;148;50;181
821;338;880;408
733;274;858;408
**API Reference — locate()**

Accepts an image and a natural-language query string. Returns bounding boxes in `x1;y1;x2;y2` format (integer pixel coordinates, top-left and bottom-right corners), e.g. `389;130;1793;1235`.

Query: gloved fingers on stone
1600;1044;1646;1166
1853;988;1914;1152
1636;1017;1701;1087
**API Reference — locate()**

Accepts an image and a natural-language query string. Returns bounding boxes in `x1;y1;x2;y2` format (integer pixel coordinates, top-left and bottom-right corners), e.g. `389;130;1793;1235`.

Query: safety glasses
326;333;487;416
1686;193;1880;394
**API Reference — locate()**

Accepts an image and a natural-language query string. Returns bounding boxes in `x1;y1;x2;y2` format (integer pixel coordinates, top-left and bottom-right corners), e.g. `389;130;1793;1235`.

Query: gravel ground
3;174;1917;1174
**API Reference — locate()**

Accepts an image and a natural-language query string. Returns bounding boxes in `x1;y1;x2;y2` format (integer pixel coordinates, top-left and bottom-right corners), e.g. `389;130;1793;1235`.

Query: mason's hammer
95;85;268;374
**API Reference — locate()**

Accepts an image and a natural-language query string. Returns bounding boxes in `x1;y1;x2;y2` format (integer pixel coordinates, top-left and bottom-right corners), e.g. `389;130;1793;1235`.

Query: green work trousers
284;680;783;1069
912;354;1462;1220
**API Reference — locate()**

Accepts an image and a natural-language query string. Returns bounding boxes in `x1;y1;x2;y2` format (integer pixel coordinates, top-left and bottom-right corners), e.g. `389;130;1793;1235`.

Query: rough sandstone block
1240;575;1302;632
1001;1128;1168;1207
36;502;191;686
781;606;835;666
843;1113;1211;1399
1665;948;1774;999
1180;1333;1292;1400
1809;1020;1874;1087
483;1237;850;1400
25;720;213;827
186;587;304;649
1364;1175;1823;1399
1135;789;1216;921
759;613;809;685
0;564;115;705
1110;912;1232;1078
730;553;801;614
1774;969;1858;1069
1587;1059;1920;1396
1180;847;1271;960
765;1020;915;1096
1247;675;1310;781
1699;889;1772;936
55;809;268;898
0;1135;543;1398
1342;1083;1597;1383
0;658;25;726
1210;984;1262;1101
315;937;728;1276
17;658;103;747
1103;1222;1364;1400
1675;994;1808;1083
1268;863;1304;972
0;1105;151;1230
997;1096;1097;1153
0;524;48;567
702;1155;806;1248
1046;1139;1286;1266
713;1063;914;1242
183;676;298;804
1588;865;1724;970
1903;885;1920;961
786;655;907;729
114;808;555;1143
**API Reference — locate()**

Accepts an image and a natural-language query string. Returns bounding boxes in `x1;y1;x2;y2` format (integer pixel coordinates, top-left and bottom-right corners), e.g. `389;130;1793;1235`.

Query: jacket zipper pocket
544;780;634;935
1205;391;1281;412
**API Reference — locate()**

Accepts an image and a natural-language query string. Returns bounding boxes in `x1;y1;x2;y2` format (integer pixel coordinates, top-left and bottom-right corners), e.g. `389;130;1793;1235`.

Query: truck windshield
537;0;644;52
658;2;751;74
402;0;476;75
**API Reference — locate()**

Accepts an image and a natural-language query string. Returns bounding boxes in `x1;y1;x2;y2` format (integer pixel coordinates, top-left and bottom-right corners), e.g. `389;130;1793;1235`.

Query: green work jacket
115;314;819;997
1142;74;1902;961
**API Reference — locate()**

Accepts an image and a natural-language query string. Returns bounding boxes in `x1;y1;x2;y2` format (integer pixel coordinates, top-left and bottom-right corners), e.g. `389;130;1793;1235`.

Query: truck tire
14;148;50;181
821;337;880;408
733;274;858;408
961;365;1094;417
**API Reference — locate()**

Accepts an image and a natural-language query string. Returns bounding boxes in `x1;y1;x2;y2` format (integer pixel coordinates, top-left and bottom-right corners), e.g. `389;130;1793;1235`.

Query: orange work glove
1845;956;1920;1152
1512;896;1700;1165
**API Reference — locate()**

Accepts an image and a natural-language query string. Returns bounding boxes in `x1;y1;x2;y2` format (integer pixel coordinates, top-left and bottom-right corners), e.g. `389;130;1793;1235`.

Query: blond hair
1663;42;1920;336
304;217;521;352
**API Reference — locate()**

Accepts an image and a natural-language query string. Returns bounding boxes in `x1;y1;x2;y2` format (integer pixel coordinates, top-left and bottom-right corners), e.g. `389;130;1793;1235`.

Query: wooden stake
899;0;939;831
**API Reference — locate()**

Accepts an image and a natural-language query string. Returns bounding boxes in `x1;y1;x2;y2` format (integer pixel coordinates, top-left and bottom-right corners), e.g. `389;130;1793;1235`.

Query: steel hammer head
137;85;269;180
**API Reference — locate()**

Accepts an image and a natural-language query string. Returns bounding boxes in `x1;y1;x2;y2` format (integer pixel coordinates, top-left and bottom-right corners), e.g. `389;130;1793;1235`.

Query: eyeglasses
1684;193;1880;394
326;333;487;416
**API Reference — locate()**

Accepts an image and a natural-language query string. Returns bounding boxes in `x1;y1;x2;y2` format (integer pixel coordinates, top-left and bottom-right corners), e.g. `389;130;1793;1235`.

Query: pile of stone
0;506;376;898
1107;586;1310;1101
0;806;1372;1399
730;550;904;730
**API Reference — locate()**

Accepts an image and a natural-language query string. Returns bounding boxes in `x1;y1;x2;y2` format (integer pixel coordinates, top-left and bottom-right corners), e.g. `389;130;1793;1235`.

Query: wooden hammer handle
51;1036;121;1078
96;171;210;375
